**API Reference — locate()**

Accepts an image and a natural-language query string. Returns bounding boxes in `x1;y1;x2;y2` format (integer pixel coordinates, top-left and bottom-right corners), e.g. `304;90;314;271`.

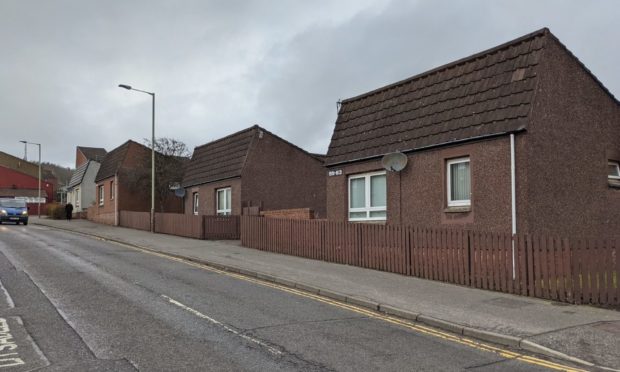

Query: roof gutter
182;175;241;189
325;128;526;168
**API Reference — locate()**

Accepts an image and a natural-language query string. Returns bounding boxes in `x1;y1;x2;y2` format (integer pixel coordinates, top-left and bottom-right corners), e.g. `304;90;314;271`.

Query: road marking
0;318;25;368
0;280;14;309
161;294;282;356
45;229;587;372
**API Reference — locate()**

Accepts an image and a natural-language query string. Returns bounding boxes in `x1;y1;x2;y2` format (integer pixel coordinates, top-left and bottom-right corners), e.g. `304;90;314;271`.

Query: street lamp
118;84;156;233
19;140;42;218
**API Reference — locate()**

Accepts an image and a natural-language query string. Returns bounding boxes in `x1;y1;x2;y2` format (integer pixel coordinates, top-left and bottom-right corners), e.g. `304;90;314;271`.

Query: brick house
92;140;183;225
67;147;107;213
325;28;619;237
0;151;55;213
182;125;326;218
75;146;106;168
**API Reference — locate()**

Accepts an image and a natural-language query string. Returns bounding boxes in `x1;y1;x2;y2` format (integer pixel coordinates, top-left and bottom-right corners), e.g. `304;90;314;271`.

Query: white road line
0;279;15;309
161;294;282;356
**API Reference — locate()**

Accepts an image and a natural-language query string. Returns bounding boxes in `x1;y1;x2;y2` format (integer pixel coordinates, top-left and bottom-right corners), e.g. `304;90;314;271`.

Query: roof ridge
341;28;549;104
250;125;324;163
544;32;619;106
77;146;106;150
193;125;259;151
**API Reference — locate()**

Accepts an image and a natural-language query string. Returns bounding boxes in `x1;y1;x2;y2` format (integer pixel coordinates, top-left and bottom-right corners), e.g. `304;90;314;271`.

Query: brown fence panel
204;215;240;240
155;213;202;239
239;216;620;307
119;211;150;231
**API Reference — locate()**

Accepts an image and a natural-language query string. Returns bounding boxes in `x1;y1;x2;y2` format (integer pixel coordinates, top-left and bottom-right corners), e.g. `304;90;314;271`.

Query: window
348;171;386;221
447;157;471;207
110;181;115;200
609;161;620;180
216;188;232;216
192;192;199;215
75;188;80;208
98;185;104;206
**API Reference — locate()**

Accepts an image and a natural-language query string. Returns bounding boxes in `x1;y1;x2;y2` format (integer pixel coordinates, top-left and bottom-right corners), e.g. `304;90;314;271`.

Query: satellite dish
381;152;408;172
174;188;186;198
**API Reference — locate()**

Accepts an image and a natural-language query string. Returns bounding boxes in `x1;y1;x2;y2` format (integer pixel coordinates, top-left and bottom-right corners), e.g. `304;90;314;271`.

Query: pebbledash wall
241;130;325;216
326;137;515;233
326;31;620;237
185;178;243;216
518;36;620;238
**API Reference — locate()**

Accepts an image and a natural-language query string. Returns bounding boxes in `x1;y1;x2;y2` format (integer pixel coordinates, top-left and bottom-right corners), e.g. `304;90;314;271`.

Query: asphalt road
0;224;579;371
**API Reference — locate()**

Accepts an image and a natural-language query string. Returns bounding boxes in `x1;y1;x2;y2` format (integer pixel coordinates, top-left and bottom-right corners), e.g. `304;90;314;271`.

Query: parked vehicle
0;198;29;225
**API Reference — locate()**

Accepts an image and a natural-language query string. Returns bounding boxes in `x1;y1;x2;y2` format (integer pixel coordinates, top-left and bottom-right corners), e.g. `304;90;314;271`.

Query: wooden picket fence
240;216;620;306
119;211;150;231
204;216;240;240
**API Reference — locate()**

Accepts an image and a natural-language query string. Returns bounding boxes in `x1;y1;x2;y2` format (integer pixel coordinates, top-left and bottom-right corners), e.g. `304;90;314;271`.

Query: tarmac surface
0;222;591;371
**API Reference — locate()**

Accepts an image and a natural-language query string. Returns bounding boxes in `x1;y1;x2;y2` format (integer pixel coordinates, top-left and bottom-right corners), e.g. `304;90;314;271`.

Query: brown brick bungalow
325;28;620;237
182;125;326;218
92;140;183;225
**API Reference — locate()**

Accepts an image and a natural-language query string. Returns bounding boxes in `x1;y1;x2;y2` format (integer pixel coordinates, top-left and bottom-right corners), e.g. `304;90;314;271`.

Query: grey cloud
0;0;618;167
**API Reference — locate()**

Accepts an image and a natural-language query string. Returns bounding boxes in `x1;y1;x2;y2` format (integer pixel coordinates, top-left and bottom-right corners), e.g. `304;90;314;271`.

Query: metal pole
117;84;155;232
510;133;516;279
151;93;155;233
37;144;41;219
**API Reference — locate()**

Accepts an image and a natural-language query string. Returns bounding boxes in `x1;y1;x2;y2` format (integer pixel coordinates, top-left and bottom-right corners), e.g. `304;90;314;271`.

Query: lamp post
19;141;41;218
118;84;155;232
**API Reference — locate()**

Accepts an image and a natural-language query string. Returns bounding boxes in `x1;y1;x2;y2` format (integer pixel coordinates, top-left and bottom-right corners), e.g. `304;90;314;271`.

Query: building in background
67;146;106;214
91;140;183;225
0;150;55;214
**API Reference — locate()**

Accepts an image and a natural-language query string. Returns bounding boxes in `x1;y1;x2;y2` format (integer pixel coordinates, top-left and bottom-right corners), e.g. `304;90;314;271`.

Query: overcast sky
1;1;618;168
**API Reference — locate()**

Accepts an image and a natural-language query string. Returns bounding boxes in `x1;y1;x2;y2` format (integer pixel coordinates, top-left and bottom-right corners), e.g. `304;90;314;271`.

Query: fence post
467;230;473;287
201;215;206;240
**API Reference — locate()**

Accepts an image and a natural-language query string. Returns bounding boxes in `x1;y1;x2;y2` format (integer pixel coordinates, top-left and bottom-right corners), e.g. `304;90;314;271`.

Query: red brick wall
260;208;314;219
95;176;116;215
76;148;88;169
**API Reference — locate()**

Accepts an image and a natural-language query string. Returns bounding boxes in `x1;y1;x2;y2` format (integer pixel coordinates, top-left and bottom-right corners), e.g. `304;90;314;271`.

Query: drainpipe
114;175;119;226
510;133;517;279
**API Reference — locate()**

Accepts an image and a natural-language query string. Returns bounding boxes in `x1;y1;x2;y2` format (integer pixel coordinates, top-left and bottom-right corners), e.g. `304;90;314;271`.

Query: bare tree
125;138;190;212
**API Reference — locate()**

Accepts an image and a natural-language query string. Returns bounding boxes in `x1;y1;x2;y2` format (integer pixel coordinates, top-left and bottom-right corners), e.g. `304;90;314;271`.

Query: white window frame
447;157;471;207
98;185;104;206
216;187;232;216
609;161;620;180
75;188;80;209
348;171;387;222
192;192;199;215
110;181;115;200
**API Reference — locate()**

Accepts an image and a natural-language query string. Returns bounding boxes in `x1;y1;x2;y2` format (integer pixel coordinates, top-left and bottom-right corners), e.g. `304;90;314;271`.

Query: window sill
444;206;471;213
608;180;620;189
349;220;387;225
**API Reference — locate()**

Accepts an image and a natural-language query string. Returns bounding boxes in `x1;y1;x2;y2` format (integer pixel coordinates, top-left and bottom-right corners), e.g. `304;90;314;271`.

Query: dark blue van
0;198;29;225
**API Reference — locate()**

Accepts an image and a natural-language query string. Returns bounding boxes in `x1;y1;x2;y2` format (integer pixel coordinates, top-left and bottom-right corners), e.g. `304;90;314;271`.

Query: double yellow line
89;234;586;372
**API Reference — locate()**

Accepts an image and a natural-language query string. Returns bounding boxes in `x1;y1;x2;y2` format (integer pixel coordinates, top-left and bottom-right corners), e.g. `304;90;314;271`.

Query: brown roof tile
95;141;132;182
182;126;257;187
77;147;107;162
94;140;151;182
326;28;552;165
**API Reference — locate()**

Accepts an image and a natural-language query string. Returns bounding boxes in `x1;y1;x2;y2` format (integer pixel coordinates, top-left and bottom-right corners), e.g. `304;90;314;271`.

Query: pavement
31;217;620;370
